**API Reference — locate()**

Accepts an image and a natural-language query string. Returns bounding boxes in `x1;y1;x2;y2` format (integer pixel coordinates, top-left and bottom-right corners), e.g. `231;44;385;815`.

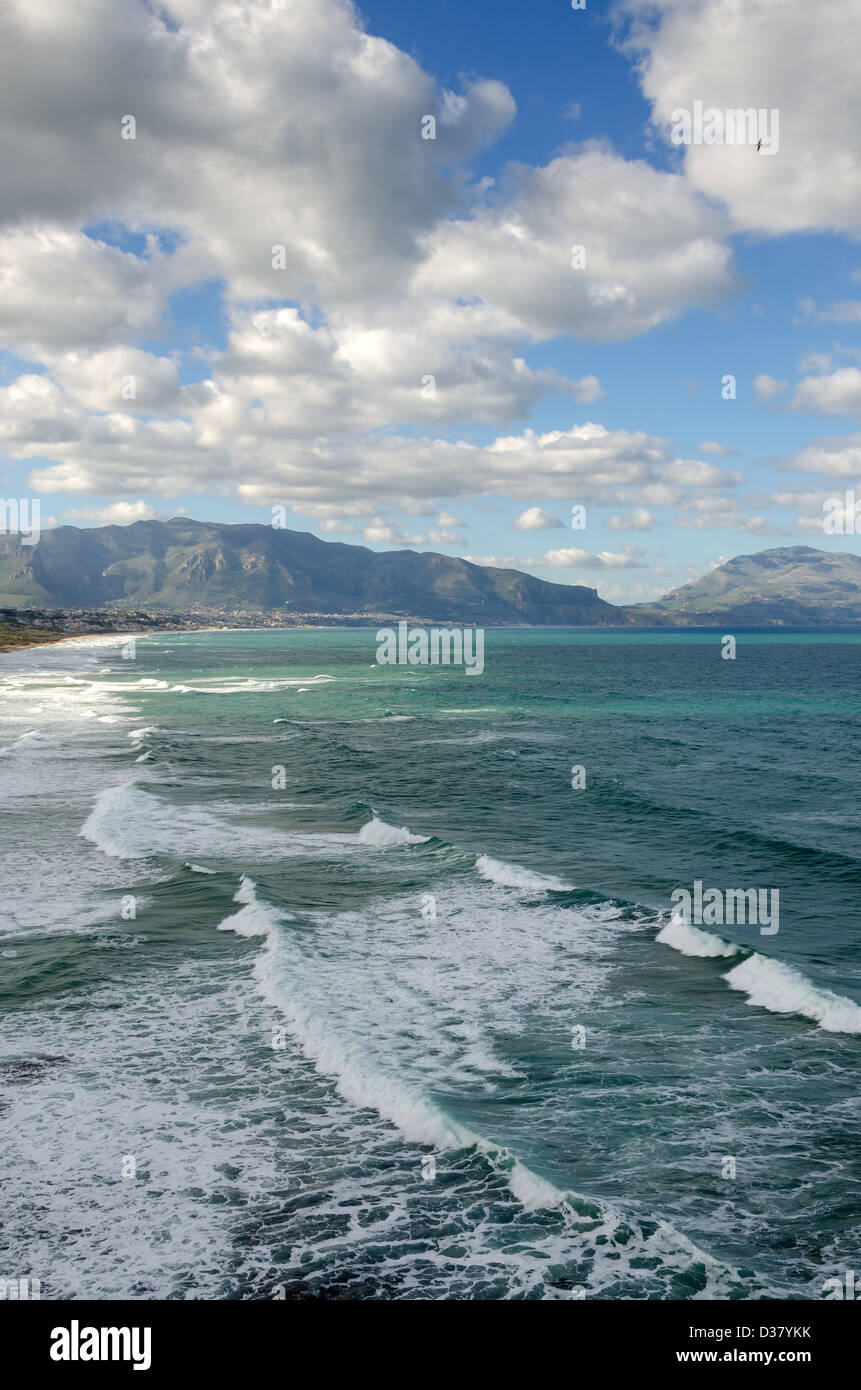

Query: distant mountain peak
647;544;861;624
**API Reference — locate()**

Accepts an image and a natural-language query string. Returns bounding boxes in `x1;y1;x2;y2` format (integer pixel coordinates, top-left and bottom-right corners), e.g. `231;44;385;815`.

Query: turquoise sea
1;627;859;1300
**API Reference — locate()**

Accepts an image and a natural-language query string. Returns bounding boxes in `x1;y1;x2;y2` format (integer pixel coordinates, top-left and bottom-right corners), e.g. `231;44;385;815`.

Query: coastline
0;631;73;656
0;624;250;656
0;630;134;656
4;609;861;658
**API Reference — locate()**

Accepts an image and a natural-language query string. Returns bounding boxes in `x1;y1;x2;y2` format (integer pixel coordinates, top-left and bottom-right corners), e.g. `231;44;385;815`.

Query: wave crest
725;954;861;1034
475;854;573;892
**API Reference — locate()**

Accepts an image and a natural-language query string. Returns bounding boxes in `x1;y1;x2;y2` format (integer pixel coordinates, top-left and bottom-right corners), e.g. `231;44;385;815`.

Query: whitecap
656;914;740;958
475;854;573;892
724;953;861;1034
356;816;429;847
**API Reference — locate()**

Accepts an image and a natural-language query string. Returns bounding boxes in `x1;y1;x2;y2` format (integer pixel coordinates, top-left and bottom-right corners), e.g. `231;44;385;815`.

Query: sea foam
724;953;861;1034
213;875;737;1292
475;854;573;892
656;914;861;1034
656;914;740;958
356;816;428;847
80;782;357;860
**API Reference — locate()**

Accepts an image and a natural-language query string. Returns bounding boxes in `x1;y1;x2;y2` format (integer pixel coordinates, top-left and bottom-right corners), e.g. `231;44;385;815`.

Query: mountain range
1;520;859;627
0;519;625;625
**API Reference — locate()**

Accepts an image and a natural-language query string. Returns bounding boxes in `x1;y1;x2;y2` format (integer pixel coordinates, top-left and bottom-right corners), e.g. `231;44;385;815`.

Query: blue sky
1;0;860;603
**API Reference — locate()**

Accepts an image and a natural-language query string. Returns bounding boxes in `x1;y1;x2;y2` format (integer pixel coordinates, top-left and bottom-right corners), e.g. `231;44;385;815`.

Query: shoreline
0;630;137;656
0;623;278;656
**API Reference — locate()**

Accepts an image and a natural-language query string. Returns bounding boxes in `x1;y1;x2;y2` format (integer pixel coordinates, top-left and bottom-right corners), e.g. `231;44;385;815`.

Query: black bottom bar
10;1296;853;1376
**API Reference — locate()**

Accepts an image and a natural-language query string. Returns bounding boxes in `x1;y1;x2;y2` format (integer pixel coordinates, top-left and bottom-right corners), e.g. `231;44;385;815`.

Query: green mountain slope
644;545;861;624
0;519;641;625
